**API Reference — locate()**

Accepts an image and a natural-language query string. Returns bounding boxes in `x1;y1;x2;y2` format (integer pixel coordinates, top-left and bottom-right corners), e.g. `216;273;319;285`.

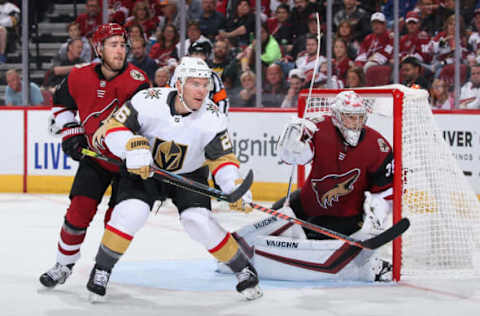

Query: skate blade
240;285;263;300
88;292;106;303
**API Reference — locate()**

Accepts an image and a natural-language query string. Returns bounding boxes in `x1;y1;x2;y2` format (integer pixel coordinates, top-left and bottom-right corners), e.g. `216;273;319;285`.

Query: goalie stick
250;202;410;250
80;148;253;203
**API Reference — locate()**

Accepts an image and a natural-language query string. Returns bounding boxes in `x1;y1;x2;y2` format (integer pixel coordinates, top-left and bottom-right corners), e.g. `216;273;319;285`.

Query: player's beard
103;54;125;73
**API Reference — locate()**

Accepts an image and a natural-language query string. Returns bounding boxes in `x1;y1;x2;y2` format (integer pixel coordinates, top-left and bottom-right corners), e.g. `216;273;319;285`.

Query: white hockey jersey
103;87;239;176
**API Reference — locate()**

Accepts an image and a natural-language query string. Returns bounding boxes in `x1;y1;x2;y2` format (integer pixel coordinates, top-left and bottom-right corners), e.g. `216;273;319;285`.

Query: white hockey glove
229;179;253;213
362;191;390;232
277;117;317;165
125;136;153;180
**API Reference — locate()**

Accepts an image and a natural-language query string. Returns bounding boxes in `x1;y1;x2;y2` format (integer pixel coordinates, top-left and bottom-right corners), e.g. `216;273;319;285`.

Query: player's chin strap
178;81;193;113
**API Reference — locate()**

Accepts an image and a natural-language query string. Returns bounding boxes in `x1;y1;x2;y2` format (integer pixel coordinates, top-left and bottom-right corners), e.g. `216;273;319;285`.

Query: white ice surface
1;193;479;316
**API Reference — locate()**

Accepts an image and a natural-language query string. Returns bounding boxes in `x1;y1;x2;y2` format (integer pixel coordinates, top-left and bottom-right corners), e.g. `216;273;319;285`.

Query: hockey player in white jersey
85;57;262;301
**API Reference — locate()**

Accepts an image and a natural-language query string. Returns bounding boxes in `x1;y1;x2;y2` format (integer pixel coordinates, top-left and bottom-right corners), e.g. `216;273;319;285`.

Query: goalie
221;91;394;282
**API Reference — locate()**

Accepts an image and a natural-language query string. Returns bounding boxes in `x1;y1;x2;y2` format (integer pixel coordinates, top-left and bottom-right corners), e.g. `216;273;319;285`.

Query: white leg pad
180;207;227;249
253;235;380;282
107;199;151;236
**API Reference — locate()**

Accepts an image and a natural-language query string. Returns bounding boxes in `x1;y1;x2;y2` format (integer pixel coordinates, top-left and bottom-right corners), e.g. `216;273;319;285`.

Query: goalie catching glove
125;136;153;180
362;191;391;232
277;117;317;165
61;122;87;161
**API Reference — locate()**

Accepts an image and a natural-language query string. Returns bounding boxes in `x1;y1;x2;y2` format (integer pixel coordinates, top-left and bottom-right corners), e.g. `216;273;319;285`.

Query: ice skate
39;263;73;288
87;265;111;303
235;263;263;300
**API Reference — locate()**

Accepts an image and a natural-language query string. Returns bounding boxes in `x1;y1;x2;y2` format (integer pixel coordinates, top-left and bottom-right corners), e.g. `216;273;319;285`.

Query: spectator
399;11;431;64
344;66;366;88
418;0;440;36
355;12;393;73
468;9;480;64
289;0;316;38
430;78;454;109
333;0;371;42
124;0;158;38
218;0;255;48
58;22;93;63
295;34;327;84
425;14;469;78
263;63;287;107
199;0;226;41
240;23;282;72
335;19;360;59
231;70;256;107
149;24;179;67
175;20;212;58
153;66;171;87
4;69;44;106
210;39;231;77
382;0;417;28
459;63;480;109
75;0;102;38
267;4;294;54
333;37;354;86
102;0;133;25
157;0;178;31
281;68;305;108
127;23;146;41
129;37;158;82
270;0;295;13
0;0;20;63
400;56;430;90
436;0;455;27
178;0;203;22
288;13;327;63
46;39;86;87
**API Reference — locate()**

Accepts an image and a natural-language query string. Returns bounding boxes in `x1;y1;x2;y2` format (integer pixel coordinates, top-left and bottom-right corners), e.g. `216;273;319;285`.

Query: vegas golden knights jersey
104;87;239;175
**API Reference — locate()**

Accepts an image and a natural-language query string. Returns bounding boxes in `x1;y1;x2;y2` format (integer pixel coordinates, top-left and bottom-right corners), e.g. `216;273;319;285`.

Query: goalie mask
175;56;213;112
331;91;368;147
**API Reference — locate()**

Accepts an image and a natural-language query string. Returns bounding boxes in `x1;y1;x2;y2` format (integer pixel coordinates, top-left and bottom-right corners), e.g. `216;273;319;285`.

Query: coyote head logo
311;168;361;208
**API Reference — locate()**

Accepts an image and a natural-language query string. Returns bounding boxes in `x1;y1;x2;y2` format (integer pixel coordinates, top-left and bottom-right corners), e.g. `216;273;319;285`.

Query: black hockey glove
61;122;87;161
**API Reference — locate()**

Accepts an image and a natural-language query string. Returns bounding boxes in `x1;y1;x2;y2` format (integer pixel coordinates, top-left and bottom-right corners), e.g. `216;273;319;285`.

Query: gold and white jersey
104;87;239;175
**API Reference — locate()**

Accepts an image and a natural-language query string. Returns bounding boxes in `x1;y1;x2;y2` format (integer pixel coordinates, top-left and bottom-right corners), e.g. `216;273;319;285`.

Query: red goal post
296;86;480;281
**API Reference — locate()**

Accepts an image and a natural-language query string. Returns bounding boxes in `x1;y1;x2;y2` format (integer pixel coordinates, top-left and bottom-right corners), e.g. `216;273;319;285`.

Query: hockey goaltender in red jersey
221;90;395;282
39;23;149;288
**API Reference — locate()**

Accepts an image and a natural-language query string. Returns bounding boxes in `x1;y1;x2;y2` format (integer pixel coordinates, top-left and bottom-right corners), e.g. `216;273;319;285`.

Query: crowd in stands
5;0;480;109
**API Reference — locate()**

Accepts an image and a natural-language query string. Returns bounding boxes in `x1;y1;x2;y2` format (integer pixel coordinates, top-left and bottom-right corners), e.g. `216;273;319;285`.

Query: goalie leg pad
253;236;379;282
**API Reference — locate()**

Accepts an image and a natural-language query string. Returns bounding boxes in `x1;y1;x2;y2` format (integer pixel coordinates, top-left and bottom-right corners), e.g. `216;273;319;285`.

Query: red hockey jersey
300;117;393;218
52;62;150;171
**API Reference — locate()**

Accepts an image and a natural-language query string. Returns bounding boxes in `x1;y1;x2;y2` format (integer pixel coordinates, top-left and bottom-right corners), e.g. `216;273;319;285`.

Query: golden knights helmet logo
152;138;188;171
311;168;361;208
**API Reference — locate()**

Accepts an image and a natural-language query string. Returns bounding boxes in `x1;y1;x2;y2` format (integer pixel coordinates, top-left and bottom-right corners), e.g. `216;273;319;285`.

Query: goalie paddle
250;202;410;250
80;148;253;203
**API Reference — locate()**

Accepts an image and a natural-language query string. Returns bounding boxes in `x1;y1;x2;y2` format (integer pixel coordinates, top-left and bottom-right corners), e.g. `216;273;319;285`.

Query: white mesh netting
299;85;480;278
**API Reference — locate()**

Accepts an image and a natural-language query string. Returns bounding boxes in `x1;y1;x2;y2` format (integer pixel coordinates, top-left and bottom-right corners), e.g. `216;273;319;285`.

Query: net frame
297;86;480;281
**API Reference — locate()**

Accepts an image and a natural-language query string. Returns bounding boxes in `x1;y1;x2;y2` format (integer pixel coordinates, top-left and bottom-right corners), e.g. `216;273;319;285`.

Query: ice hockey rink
1;193;479;316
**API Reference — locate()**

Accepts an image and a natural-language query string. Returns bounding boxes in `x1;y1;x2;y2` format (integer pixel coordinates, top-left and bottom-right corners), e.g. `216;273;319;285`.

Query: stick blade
224;169;254;202
361;218;410;249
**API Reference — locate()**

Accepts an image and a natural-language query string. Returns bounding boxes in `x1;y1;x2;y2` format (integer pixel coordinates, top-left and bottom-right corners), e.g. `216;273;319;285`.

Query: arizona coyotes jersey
52;62;150;171
300;116;393;218
106;87;238;175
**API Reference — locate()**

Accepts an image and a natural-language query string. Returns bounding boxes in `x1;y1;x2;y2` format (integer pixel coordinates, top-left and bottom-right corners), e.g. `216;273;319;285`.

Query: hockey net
297;85;480;280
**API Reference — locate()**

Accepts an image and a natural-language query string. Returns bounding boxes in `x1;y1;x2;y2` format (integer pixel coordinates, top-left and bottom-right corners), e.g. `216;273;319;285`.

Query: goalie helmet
91;23;128;57
331;90;368;147
175;56;213;112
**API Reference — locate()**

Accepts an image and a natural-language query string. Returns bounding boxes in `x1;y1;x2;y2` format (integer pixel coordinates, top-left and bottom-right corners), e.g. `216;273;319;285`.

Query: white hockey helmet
331;90;368;146
175;56;212;112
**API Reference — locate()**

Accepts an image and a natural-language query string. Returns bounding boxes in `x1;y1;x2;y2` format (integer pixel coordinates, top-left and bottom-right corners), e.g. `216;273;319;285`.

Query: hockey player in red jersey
222;91;394;282
39;23;150;289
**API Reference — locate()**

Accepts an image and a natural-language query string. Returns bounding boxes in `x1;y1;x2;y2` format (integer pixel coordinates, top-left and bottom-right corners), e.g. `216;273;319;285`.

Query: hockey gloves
277;117;316;165
362;191;391;232
61;122;87;161
229;179;253;213
125;136;152;180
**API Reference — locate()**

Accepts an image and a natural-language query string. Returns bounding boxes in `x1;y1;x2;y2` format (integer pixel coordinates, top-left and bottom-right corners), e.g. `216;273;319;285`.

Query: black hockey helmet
188;41;212;59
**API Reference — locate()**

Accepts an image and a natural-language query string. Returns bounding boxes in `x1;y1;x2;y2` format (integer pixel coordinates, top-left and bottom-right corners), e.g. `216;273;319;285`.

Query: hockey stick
283;12;322;207
80;148;253;203
249;202;410;250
